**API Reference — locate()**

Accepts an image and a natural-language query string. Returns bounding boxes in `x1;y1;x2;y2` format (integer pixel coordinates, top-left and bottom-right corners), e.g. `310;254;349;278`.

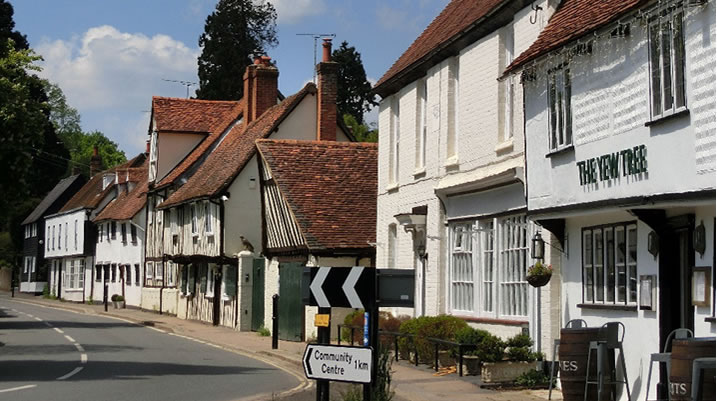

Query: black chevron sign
307;267;375;309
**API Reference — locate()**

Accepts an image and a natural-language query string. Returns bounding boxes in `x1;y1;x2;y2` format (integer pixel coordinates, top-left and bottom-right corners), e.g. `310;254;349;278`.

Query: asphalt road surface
0;299;300;401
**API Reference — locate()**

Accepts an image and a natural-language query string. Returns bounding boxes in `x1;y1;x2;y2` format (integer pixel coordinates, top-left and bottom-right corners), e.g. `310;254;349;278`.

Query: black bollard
104;282;108;312
272;294;279;349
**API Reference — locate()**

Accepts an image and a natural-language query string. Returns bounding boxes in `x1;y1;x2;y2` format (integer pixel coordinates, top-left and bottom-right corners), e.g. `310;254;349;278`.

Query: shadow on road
0;360;275;382
1;343;144;355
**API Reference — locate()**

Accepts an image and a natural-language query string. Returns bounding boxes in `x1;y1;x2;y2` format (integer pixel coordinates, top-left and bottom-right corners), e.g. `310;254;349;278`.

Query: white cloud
34;25;200;154
270;0;325;24
375;4;423;32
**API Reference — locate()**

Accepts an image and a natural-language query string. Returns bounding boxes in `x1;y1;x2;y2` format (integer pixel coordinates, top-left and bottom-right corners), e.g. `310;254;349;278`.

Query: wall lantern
531;232;545;260
647;231;659;258
694;221;706;257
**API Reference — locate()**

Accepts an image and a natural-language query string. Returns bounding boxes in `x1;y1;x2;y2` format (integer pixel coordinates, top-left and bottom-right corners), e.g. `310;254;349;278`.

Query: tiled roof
505;0;647;75
374;0;506;92
93;161;149;222
151;96;242;133
154;100;244;188
256;139;378;251
22;174;86;225
58;154;146;213
159;83;317;209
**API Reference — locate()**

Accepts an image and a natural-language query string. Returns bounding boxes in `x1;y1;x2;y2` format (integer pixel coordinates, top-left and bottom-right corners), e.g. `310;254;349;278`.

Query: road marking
53;327;64;334
64;335;76;343
34;317;42;321
80;354;88;364
26;314;34;318
56;367;83;381
0;384;37;393
147;326;166;333
74;343;85;352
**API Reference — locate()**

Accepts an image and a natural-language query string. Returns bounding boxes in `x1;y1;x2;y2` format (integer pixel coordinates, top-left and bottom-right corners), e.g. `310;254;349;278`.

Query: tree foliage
343;114;377;143
196;0;278;100
332;41;377;124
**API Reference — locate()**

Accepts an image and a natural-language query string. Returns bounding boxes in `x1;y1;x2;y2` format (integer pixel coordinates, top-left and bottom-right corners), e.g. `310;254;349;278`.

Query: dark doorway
278;262;304;341
251;258;265;331
212;266;222;326
657;214;695;398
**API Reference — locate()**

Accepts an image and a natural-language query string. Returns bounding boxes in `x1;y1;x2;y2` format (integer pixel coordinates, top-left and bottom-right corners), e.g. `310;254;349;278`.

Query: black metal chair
645;328;693;401
548;319;588;400
584;322;631;401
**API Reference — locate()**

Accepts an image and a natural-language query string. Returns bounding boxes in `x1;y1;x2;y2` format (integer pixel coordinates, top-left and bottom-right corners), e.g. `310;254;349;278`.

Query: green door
251;258;265;331
278;262;304;341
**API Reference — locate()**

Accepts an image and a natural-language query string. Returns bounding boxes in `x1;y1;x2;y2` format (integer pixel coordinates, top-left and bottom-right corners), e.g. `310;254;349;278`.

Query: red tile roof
59;154;147;213
93;161;149;222
374;0;506;93
151;96;241;133
505;0;646;76
256;139;378;251
153;99;244;188
159;83;317;209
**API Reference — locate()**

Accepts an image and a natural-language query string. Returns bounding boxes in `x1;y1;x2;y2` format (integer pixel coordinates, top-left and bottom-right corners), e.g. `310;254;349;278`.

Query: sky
11;0;450;157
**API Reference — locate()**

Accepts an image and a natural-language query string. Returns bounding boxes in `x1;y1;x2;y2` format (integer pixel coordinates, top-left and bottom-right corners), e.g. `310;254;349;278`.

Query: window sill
645;107;689;127
545;145;575;158
385;183;399;192
205;232;215;237
413;167;426;178
577;303;638;312
444;156;459;169
191;233;199;238
452;315;529;326
495;139;514;154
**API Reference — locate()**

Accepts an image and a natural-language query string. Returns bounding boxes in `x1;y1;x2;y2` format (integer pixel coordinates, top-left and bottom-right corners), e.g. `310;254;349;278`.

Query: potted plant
526;261;552;287
481;333;542;384
111;294;124;309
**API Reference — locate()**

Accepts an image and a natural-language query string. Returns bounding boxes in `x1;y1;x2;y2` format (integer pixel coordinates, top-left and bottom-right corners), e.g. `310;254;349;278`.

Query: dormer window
102;174;114;190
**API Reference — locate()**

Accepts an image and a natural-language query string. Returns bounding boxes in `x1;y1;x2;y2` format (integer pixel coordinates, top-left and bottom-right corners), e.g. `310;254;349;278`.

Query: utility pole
296;33;336;82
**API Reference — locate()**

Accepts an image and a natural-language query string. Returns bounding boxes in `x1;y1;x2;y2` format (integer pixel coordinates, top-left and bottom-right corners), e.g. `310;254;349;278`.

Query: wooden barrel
558;328;612;401
670;337;716;401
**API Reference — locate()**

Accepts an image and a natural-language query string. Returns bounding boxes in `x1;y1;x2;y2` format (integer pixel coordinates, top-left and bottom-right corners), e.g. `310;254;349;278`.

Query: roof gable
22;175;86;225
256;139;378;252
151;97;242;133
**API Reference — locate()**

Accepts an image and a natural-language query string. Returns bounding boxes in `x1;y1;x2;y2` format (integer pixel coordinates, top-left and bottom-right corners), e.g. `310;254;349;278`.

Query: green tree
332;41;377;124
0;0;28;55
343;113;377;143
71;130;127;176
196;0;278;100
44;81;81;137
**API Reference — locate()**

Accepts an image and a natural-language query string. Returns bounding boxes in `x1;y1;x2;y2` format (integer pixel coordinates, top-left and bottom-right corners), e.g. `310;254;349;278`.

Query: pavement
1;291;562;401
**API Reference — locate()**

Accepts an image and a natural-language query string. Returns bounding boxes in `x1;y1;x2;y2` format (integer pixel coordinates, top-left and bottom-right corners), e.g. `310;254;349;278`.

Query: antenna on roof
162;78;198;98
296;33;336;83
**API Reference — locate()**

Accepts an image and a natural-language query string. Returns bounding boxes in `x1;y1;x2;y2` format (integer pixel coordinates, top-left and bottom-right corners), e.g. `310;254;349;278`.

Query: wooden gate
251;258;265;331
278;262;304;341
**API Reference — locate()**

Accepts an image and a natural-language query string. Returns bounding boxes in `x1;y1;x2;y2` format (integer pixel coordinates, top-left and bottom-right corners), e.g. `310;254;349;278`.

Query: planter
438;350;455;368
526;272;551;287
112;301;120;309
457;355;481;376
481;361;538;384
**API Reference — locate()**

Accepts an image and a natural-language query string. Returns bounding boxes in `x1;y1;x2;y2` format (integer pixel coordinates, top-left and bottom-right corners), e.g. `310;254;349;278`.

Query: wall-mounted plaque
639;275;656;311
692;266;711;308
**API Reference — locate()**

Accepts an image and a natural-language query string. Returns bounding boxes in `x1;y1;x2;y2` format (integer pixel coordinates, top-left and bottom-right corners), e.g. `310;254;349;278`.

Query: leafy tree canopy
0;0;28;55
333;41;377;124
196;0;278;100
343;113;377;143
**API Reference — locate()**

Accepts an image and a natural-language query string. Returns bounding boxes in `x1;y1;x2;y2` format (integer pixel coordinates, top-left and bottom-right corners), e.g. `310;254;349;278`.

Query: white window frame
648;10;686;120
32;223;36;237
448;216;532;319
547;66;572;152
74;220;78;250
24;256;30;273
501;24;515;143
167;262;175;287
64;222;68;250
387;224;397;267
582;222;638;305
206;265;215;298
155;262;164;286
447;58;459;162
24;225;29;239
191;204;198;236
416;78;427;172
389;96;400;185
146;261;154;286
58;224;62;250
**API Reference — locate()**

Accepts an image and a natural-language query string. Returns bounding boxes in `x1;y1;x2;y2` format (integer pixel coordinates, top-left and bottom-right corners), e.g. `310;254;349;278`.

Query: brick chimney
316;38;338;141
90;146;102;177
243;56;278;126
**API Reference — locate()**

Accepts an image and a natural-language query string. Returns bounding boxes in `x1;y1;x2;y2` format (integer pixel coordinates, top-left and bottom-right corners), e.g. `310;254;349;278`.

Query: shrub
475;334;506;363
398;315;468;362
453;326;490;357
515;369;552;387
505;333;541;362
111;294;120;302
42;284;50;298
256;326;270;337
343;310;410;346
506;333;533;348
111;294;124;302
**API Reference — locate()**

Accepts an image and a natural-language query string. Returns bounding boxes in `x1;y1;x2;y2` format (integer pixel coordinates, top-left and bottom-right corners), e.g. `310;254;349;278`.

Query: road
0;299;300;401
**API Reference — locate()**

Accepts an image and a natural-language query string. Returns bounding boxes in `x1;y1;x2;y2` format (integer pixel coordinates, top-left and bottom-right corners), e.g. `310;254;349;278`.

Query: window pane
583;230;593;302
564;69;572;145
628;226;638;303
606;228;615;302
483;222;494;313
650;23;663;116
549;75;557;149
661;20;673;111
673;12;685;109
594;229;604;302
616;227;626;303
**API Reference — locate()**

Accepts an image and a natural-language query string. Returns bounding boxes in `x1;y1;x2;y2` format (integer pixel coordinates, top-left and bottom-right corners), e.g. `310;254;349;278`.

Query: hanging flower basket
526;262;552;288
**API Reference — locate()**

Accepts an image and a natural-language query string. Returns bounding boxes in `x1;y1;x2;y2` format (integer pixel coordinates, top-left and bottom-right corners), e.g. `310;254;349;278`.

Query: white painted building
92;160;148;307
372;0;560;354
506;0;715;399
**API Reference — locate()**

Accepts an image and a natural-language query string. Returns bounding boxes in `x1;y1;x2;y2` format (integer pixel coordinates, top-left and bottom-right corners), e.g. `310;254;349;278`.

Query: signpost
303;344;373;384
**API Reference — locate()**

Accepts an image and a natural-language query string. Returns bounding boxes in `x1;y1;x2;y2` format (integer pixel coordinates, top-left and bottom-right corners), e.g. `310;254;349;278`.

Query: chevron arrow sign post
307;266;375;309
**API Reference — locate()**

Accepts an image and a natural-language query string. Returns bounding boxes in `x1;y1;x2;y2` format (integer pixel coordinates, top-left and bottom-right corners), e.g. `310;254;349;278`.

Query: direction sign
303;344;373;383
307;267;375;309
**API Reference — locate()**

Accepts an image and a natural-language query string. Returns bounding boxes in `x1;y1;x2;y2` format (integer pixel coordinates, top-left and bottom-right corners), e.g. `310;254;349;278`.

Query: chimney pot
145;140;150;154
253;56;262;65
322;38;332;62
243;55;278;126
90;145;102;177
260;56;272;66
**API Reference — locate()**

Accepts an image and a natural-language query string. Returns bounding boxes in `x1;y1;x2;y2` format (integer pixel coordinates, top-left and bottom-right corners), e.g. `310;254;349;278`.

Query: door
657;215;695;398
212;266;222;326
278;262;304;341
251;258;265;331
